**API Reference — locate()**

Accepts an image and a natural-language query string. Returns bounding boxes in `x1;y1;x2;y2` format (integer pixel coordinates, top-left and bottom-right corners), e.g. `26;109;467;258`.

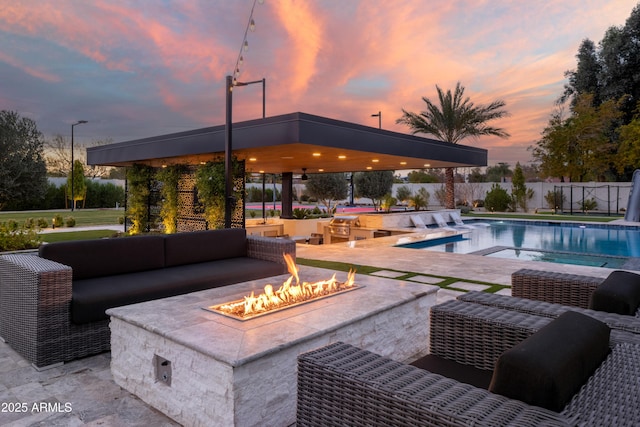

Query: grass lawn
465;212;620;223
40;230;118;243
0;208;124;227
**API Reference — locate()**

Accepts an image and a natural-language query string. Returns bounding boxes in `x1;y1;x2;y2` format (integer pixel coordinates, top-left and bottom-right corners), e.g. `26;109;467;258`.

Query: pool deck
0;222;626;426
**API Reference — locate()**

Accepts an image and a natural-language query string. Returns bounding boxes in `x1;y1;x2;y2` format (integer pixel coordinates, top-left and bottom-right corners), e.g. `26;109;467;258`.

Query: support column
281;172;293;219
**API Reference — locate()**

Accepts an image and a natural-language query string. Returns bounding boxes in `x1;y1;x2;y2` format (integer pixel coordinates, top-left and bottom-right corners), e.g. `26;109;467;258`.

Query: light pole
224;77;266;228
371;111;382;129
70;120;88;211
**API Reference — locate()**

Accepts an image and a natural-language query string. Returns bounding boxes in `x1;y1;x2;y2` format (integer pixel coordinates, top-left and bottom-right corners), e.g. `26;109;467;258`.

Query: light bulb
243;40;249;51
250;19;256;31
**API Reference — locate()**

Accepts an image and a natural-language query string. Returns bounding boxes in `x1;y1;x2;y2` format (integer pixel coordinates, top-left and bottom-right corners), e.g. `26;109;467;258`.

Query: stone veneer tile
446;281;491;292
370;270;407;278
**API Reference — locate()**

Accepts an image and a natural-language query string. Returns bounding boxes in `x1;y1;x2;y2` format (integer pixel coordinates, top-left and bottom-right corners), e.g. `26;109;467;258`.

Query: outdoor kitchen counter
107;266;438;426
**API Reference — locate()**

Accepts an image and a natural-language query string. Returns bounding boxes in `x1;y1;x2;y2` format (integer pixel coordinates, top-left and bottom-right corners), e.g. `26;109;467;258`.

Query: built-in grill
328;215;360;237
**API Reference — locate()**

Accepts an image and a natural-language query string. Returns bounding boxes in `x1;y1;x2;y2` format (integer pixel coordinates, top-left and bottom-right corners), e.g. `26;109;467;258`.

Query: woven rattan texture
0;254;110;368
511;268;603;308
459;291;640;333
246;235;295;266
297;342;570;426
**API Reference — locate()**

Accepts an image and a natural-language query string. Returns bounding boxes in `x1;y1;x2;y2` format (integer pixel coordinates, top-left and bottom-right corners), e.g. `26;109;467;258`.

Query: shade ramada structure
87;111;487;217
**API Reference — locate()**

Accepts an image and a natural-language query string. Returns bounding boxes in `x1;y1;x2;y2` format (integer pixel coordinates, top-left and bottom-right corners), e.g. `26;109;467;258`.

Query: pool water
398;220;640;269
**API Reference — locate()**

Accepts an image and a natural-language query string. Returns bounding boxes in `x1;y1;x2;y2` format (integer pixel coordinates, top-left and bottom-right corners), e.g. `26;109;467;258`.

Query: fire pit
205;254;360;320
107;266;438;427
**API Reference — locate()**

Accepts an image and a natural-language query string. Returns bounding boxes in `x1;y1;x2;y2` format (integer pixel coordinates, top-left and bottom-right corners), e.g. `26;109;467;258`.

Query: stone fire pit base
107;266;437;427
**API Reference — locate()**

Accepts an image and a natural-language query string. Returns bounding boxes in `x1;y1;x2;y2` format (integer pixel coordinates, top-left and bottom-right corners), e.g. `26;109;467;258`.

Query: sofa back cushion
39;235;165;280
589;270;640;315
164;228;247;267
489;311;610;412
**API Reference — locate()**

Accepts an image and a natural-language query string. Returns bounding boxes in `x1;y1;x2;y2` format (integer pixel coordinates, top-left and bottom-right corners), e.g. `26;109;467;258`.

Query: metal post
262;172;266;223
262;78;266;118
225;75;234;228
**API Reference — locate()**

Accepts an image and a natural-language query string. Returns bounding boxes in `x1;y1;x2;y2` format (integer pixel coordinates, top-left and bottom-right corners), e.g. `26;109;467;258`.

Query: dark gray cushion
411;354;493;389
489;311;610;412
39;235;165;280
589;270;640;315
164;229;247;267
72;257;285;324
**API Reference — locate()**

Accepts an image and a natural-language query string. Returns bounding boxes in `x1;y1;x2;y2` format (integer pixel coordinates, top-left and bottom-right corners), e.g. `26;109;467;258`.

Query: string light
231;0;263;87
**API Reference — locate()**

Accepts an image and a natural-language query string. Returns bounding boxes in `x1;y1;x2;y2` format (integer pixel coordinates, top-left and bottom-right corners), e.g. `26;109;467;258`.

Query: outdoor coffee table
107;266;437;426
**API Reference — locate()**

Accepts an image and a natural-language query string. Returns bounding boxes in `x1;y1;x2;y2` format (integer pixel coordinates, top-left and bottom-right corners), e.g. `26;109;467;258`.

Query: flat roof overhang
87;112;487;173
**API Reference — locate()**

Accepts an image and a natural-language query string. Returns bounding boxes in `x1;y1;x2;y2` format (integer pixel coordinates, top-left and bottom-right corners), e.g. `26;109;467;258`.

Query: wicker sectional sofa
297;300;640;426
0;228;295;369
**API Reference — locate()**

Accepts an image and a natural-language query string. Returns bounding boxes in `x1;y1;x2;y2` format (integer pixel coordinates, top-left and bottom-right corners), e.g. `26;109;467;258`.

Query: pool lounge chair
430;212;456;231
450;211;490;228
297;300;640;426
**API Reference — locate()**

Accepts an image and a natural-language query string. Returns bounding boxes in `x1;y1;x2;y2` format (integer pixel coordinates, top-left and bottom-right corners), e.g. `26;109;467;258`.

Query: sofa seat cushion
72;257;286;324
164;229;247;267
410;354;493;389
589;270;640;315
39;235;165;280
489;311;610;412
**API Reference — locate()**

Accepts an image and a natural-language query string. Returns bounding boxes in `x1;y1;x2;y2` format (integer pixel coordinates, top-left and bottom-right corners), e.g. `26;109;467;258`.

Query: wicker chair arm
511;268;603;308
246;235;296;267
297;341;570;427
0;254;72;366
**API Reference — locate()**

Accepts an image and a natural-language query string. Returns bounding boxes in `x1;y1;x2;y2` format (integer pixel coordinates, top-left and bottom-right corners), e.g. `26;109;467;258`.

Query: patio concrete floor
0;240;614;426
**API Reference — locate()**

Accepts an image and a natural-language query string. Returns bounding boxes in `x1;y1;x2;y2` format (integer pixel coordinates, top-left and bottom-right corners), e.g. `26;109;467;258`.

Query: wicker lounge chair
297;300;640;426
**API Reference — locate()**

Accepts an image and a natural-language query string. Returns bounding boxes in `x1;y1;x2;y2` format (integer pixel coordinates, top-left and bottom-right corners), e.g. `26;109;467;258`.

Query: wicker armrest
0;254;72;367
430;300;553;370
246;235;296;267
459;291;640;334
511;268;604;308
297;341;570;426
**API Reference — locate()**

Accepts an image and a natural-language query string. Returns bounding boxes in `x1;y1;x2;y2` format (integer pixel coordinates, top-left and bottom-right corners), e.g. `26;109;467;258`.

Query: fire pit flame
209;254;358;320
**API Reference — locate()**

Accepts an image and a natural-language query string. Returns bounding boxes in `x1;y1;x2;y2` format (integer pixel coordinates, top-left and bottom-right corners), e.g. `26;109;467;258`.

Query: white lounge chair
451;211;490;227
431;213;456;231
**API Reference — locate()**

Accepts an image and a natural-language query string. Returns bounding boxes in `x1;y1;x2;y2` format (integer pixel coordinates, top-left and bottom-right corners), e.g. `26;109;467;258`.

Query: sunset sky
0;1;636;168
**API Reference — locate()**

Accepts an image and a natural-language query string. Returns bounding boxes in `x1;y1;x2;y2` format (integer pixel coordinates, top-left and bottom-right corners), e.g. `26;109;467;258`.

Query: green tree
126;164;155;234
468;167;486;183
304;173;348;213
511;162;534;211
397;82;510;208
532;93;623;182
616;111;640;175
0;110;47;210
354;170;394;211
395;185;412;204
156;165;185;234
67;160;87;209
486;162;512;182
406;170;439;183
561;39;602;107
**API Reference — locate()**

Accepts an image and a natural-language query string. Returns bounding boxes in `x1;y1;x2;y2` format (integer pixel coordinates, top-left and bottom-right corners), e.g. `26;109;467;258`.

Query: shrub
545;190;566;211
484;184;511;212
380;194;397;212
24;218;36;229
37;218;49;229
52;214;64;228
0;222;41;251
580;198;598;212
65;216;76;227
292;208;311;219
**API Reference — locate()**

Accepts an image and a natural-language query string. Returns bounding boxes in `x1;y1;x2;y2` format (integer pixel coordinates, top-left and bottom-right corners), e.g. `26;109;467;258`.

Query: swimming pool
397;220;640;269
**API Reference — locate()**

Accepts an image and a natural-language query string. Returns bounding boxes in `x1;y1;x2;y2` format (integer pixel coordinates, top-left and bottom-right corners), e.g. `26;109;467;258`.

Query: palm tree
397;82;510;209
